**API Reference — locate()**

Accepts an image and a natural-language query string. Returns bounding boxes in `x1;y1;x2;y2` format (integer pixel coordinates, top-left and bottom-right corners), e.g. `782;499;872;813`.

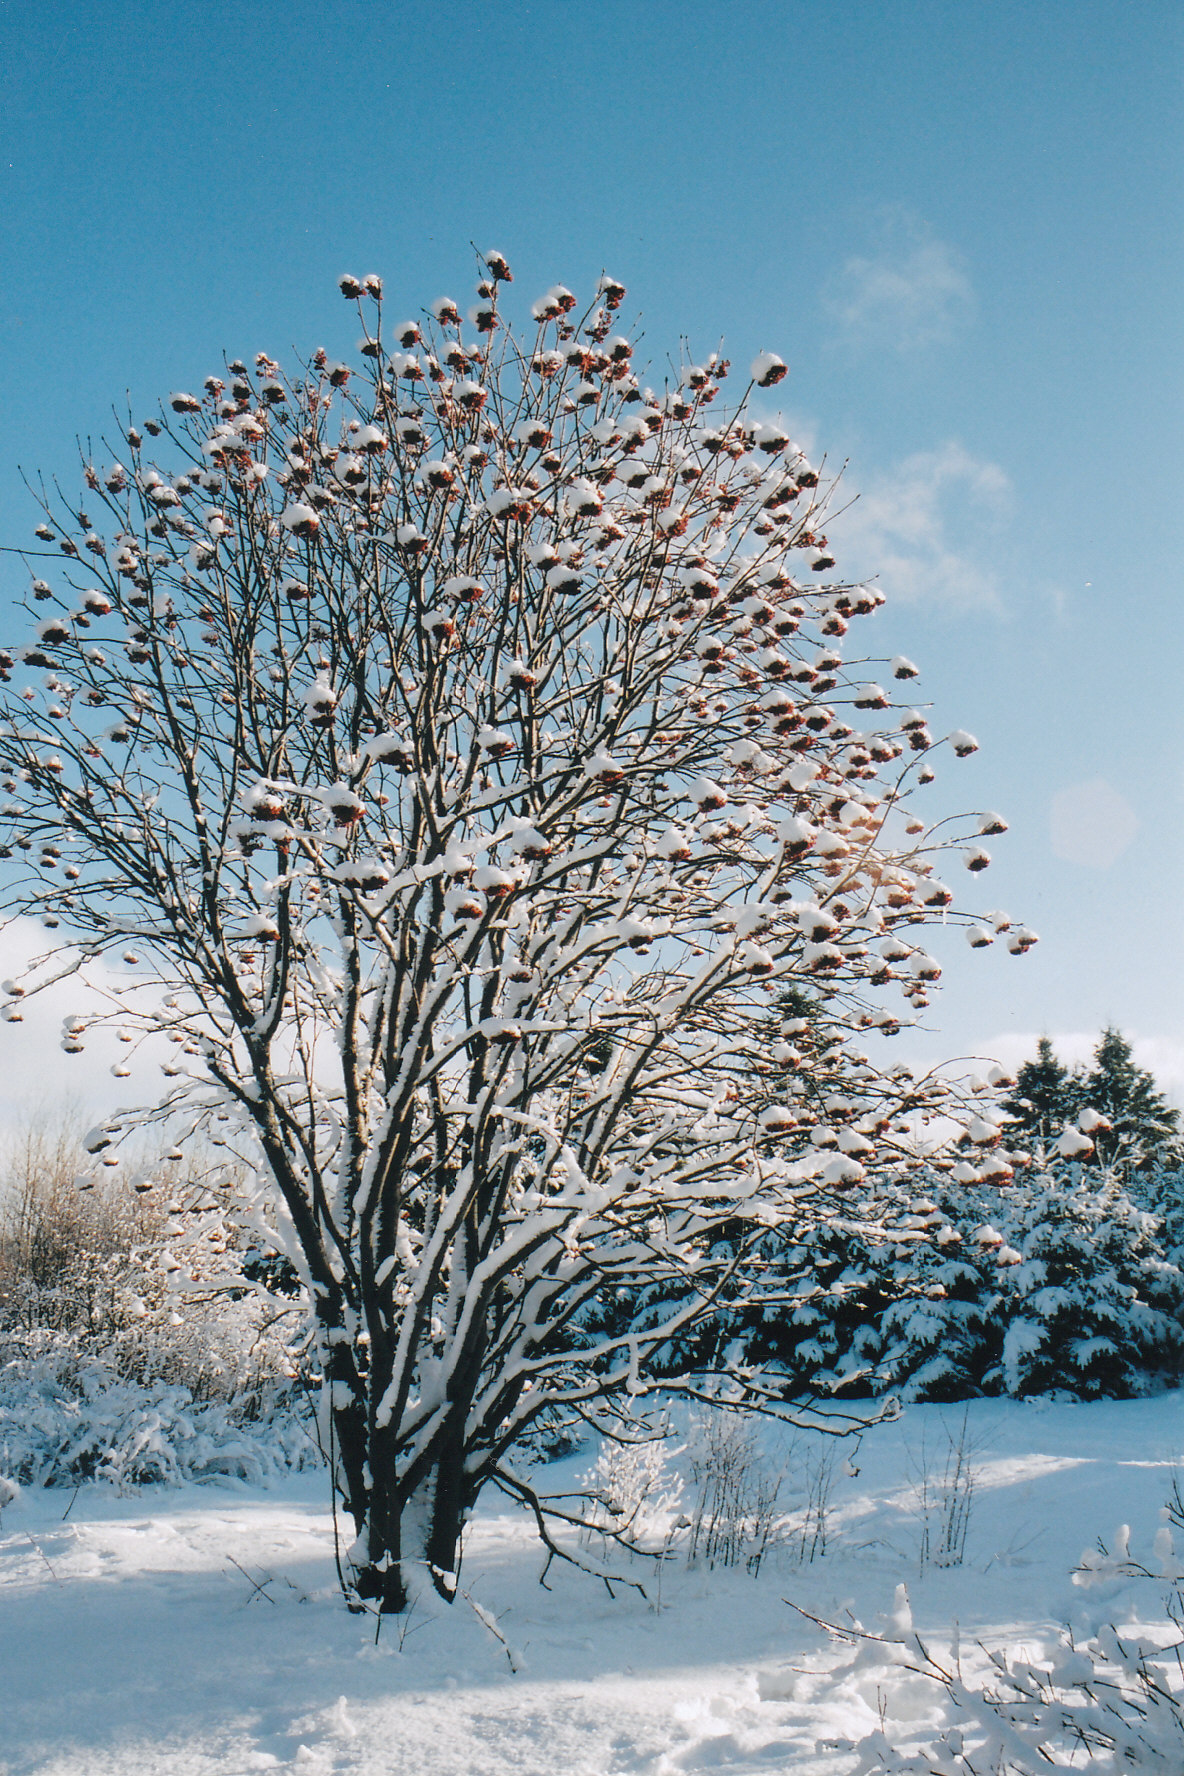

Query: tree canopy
1002;1037;1081;1153
0;258;1034;1609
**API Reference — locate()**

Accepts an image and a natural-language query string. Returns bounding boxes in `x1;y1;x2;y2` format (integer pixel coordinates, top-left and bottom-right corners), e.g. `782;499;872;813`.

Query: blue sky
0;0;1181;1106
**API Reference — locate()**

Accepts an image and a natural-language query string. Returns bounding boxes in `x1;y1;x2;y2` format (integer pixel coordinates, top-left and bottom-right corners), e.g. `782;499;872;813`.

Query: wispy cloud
832;440;1012;610
823;211;975;353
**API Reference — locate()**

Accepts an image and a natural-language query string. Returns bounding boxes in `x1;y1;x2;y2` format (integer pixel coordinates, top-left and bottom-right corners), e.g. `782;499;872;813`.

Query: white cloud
0;919;335;1138
1049;778;1139;869
823;212;975;353
1127;1036;1184;1110
832;440;1012;609
0;918;172;1126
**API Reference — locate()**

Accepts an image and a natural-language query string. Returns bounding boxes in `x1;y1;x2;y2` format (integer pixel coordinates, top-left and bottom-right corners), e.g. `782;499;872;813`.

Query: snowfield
2;1393;1182;1775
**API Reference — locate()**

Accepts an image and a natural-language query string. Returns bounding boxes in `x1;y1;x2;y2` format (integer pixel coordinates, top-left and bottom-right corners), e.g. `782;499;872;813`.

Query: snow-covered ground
2;1393;1182;1775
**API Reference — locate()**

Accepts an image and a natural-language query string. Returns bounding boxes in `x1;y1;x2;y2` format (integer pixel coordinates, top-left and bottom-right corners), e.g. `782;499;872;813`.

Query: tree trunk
333;1405;473;1613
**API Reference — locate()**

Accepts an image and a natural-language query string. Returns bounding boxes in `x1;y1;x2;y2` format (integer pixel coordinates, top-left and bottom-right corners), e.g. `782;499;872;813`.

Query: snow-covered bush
583;1431;685;1549
573;1409;861;1582
684;1407;787;1573
822;1516;1184;1774
0;1336;317;1487
0;257;1034;1610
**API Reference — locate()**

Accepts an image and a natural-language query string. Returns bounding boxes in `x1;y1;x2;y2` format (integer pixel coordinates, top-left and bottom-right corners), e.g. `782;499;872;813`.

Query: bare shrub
909;1408;978;1570
0;1112;298;1413
0;1111;163;1340
793;1440;839;1565
686;1408;786;1576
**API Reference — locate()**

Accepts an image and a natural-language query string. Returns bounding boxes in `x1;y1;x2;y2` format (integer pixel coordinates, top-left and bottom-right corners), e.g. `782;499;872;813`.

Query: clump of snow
750;350;788;388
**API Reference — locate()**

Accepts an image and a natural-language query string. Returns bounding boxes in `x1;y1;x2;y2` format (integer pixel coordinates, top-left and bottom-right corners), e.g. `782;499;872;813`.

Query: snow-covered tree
694;1157;1184;1405
0;258;1031;1610
831;1168;1184;1403
1003;1030;1180;1179
1137;1162;1184;1272
983;1172;1184;1398
1083;1028;1180;1177
871;1193;999;1402
1001;1036;1082;1156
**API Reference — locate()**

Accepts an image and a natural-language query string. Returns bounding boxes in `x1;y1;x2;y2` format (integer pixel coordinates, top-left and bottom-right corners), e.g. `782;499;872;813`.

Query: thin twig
225;1554;276;1604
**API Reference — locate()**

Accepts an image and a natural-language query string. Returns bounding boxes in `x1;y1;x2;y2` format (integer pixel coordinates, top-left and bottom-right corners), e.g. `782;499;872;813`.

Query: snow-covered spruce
683;1163;1184;1405
0;260;1031;1612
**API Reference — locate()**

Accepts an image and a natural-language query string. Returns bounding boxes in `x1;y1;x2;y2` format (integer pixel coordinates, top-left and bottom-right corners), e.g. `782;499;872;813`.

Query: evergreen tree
984;1173;1184;1399
747;1165;1184;1405
875;1224;997;1403
1084;1028;1181;1176
1001;1037;1081;1156
857;1168;1184;1403
1135;1162;1184;1264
